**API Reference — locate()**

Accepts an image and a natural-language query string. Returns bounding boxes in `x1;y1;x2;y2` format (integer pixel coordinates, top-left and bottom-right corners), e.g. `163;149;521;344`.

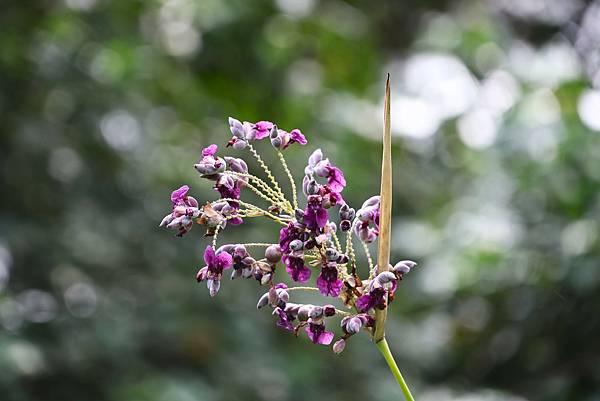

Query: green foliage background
1;1;600;400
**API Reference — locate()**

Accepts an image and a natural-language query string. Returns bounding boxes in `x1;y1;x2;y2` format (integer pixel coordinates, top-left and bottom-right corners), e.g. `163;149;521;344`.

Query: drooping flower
196;245;233;297
254;121;274;140
282;254;311;282
355;271;398;312
353;195;380;244
159;185;201;237
316;262;343;297
273;307;295;331
303;195;328;231
270;127;308;150
194;144;226;176
305;322;334;345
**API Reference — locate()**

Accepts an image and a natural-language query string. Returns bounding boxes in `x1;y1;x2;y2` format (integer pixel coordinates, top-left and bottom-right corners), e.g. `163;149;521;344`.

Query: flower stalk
376;338;415;401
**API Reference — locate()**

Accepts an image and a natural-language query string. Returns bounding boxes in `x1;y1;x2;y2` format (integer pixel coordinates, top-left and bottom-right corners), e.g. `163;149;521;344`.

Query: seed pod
332;339;346;354
265;245;282;263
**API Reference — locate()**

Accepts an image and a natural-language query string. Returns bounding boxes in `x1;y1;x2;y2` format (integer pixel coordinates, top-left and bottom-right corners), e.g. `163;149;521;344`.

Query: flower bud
393;260;417;275
289;239;304;251
306;179;320;195
323;305;336;317
332;339;346;354
340;219;351;232
313;160;330;177
224;157;248;174
265;245;282;263
256;292;270;309
277;288;290;304
232;139;247;150
207;279;221;297
339;204;356;221
309;306;324;320
229;117;244;138
298;305;312;321
345;317;362;334
294;208;305;222
325;248;339;261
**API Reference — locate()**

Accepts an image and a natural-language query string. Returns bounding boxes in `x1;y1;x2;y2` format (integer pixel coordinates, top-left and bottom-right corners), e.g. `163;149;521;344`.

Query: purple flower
278;222;305;253
289;129;307;146
316;262;343;297
355;276;397;312
354;195;380;243
160;185;201;237
273;307;295;331
254;121;274;140
202;144;218;157
196;245;233;297
282;254;311;282
304;149;346;200
194;144;226;176
303;195;328;231
270;127;308;150
171;185;190;205
327;165;346;193
355;287;387;312
216;174;242;200
305;323;334;345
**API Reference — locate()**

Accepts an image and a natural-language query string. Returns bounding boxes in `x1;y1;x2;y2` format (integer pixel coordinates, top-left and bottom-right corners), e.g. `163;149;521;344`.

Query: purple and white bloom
273;306;295;331
254;121;274;140
303;195;328;231
304;148;346;194
196;245;234;297
217;244;255;280
282;254;311;282
353;195;380;244
316;261;343;297
159;185;201;237
341;313;374;335
194;144;227;176
270;126;308;150
305;322;334;345
355;271;398;312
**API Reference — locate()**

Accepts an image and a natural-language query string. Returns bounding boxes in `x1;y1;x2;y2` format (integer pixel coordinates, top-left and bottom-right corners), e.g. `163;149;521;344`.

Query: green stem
376;338;415;401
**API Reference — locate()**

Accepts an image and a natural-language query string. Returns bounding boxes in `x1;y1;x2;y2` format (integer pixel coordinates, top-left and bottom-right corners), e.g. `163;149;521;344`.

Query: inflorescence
160;117;417;353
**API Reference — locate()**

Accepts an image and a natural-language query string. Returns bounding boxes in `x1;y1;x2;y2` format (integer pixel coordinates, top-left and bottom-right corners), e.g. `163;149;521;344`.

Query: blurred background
2;0;600;400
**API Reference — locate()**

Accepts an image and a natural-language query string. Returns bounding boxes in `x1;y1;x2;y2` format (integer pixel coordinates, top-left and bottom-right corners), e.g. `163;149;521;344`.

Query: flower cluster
160;116;417;352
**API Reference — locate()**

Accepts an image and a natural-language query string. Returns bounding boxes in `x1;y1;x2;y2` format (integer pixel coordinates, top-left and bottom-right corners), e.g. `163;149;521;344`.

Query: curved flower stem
277;151;299;209
286;286;320;293
376;339;415;401
247;144;293;212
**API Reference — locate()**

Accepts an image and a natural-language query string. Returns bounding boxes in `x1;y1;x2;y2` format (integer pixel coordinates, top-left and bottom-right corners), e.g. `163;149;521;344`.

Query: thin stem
361;241;374;273
277;151;298;209
286;286;320;293
229;171;286;205
247;144;292;212
217;198;290;225
376;338;415;401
